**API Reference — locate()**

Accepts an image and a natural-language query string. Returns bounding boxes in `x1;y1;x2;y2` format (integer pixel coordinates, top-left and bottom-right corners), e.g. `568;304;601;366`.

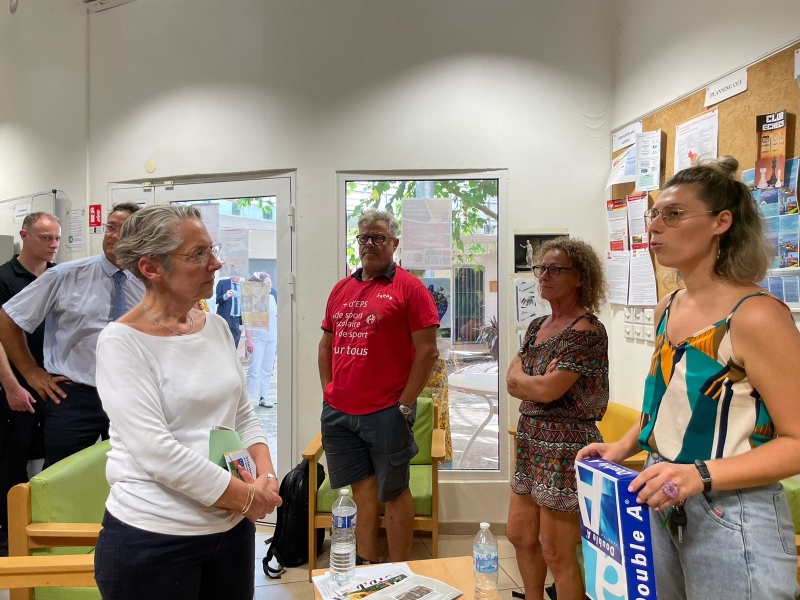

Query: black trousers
0;386;45;528
95;511;255;600
43;383;109;469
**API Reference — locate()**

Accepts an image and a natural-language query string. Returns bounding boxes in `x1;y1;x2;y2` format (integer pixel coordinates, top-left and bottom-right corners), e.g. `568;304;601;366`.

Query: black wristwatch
397;403;413;417
694;459;712;493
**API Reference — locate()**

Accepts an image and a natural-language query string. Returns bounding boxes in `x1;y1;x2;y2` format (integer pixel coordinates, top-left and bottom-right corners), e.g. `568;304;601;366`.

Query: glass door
153;176;295;481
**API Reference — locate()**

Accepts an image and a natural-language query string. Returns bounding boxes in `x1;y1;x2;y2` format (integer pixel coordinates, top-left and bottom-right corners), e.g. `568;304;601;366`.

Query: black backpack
263;458;325;578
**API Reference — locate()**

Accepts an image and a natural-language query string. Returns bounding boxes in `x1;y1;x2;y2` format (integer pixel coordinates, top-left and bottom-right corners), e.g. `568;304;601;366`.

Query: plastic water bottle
473;522;499;599
330;488;357;585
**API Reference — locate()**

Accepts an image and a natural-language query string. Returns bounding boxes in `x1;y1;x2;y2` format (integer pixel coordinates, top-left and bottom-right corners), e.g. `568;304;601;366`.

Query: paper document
626;192;649;249
635;130;661;192
674;109;718;173
606;199;628;251
606;251;630;305
628;249;658;306
313;563;428;600
612;121;642;152
606;145;637;189
515;277;550;327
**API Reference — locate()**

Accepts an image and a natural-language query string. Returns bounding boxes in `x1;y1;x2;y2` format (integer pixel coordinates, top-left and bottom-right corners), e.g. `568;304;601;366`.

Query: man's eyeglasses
643;206;720;228
102;223;121;234
355;234;395;246
172;243;222;266
532;265;575;279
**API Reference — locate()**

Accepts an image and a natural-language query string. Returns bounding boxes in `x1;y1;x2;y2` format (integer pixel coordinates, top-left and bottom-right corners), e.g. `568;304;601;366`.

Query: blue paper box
576;457;657;600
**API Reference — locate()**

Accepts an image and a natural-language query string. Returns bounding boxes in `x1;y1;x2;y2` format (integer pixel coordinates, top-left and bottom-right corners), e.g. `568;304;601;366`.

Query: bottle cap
340;489;350;496
480;522;490;529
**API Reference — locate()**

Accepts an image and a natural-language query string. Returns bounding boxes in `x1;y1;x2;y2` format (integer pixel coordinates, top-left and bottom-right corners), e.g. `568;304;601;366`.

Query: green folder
209;427;244;469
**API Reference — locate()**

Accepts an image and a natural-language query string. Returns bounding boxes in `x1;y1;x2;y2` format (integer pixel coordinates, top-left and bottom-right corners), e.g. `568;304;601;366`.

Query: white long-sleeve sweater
96;314;268;535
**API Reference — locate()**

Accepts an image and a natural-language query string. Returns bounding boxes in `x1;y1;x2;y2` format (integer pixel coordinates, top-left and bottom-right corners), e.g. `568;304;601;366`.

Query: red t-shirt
322;264;439;415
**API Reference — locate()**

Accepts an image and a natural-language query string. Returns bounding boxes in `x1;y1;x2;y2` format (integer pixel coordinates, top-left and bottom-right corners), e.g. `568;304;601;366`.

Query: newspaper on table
312;562;461;600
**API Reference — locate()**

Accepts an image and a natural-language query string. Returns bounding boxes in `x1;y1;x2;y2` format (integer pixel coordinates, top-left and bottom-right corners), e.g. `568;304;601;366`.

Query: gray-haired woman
94;205;281;600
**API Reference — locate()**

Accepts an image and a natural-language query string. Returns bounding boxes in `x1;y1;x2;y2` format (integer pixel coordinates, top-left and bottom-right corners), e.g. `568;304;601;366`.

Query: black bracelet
694;459;712;494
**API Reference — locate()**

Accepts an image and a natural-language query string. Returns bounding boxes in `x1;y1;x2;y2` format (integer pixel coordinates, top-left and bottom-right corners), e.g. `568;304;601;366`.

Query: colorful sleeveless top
638;291;786;463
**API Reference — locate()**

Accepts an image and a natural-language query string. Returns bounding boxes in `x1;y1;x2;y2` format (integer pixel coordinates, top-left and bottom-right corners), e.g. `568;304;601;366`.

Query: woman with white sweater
94;204;281;599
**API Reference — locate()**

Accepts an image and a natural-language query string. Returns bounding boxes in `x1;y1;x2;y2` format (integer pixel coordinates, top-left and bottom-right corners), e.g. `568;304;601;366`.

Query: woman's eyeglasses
532;265;574;279
643;206;719;228
172;243;222;266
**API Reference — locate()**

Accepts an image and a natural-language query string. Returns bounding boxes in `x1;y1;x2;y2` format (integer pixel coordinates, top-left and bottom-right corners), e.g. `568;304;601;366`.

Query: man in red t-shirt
319;208;439;564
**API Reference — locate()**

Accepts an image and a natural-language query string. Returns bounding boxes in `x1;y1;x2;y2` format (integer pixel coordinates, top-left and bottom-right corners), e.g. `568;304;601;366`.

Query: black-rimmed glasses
355;234;395;246
172;243;222;266
643;206;719;228
532;265;574;279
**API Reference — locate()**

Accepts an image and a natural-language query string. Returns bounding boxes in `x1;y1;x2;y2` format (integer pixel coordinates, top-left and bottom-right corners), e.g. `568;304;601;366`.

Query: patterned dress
512;314;609;513
639;291;782;462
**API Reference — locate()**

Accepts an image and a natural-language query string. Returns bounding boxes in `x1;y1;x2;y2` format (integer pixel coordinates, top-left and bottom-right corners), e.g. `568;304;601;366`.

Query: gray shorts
321;401;418;503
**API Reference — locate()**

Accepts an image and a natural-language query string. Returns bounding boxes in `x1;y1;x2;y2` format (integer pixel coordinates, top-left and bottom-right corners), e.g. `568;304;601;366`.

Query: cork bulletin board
611;41;800;300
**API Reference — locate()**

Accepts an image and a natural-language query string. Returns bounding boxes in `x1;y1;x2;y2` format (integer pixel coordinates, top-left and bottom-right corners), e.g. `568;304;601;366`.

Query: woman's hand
576;441;629;464
628;462;704;511
237;466;282;522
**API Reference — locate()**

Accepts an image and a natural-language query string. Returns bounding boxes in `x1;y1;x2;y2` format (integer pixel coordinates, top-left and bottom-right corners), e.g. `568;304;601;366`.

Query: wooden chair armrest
795;533;800;554
302;433;324;462
25;523;101;540
0;554;96;589
431;428;446;462
508;428;517;437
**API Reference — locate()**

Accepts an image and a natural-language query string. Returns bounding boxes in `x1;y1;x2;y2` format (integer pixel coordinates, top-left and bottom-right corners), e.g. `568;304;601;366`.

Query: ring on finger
661;480;679;500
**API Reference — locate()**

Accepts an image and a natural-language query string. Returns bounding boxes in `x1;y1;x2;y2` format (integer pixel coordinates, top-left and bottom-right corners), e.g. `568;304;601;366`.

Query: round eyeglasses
172;243;222;266
643;206;719;228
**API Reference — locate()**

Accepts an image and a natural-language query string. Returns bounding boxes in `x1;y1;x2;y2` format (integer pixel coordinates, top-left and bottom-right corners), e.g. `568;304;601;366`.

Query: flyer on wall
755;110;787;190
401;198;452;269
606;251;630;305
606;199;628;251
626;192;649;249
606;145;637;189
635;130;661;192
674;108;718;173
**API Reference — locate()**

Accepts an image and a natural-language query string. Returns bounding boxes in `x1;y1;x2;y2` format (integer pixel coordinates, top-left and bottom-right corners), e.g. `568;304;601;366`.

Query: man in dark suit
215;276;242;347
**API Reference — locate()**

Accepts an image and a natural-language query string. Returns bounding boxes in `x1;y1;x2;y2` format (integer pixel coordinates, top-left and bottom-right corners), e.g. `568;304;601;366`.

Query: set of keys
664;501;687;543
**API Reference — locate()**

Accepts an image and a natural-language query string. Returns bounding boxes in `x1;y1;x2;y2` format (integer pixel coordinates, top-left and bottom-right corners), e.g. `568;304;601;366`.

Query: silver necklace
141;302;195;336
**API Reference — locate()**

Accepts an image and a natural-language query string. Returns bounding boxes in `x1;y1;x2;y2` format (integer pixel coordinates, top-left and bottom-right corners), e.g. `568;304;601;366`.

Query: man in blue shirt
0;203;144;467
216;276;243;347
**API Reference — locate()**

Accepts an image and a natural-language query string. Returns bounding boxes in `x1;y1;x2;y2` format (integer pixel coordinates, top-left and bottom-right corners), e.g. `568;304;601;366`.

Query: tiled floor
0;525;548;598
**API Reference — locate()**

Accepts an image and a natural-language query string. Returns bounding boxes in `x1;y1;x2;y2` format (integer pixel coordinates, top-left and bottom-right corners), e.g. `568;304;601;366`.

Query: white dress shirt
2;253;145;386
96;314;268;535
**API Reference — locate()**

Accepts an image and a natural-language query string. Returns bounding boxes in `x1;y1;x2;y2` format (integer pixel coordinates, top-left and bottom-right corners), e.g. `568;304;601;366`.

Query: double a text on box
576;457;657;600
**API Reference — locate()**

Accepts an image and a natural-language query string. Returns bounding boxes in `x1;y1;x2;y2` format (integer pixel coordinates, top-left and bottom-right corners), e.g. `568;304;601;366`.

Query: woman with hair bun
579;156;800;598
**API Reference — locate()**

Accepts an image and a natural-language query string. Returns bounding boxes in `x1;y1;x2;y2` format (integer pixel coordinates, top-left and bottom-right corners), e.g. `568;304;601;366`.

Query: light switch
623;323;634;339
644;325;655;342
634;308;644;323
634;324;644;339
623;307;634;323
643;308;655;324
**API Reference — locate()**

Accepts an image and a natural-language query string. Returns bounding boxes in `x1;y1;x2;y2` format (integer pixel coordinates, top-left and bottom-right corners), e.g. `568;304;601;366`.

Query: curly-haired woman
506;237;609;600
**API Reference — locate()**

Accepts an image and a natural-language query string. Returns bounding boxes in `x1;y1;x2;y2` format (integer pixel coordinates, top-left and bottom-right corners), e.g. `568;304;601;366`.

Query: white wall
613;0;800;128
0;0;88;261
86;0;615;522
608;0;800;411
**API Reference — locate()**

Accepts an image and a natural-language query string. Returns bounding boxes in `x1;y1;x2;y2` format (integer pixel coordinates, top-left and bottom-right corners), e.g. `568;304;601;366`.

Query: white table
448;373;499;468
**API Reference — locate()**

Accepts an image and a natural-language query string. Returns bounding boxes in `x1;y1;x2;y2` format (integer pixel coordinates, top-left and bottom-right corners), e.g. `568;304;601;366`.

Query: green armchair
302;397;445;580
8;441;110;600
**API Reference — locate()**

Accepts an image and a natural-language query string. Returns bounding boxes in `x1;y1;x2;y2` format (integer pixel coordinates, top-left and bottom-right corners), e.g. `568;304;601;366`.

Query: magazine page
366;574;462;600
312;563;415;600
